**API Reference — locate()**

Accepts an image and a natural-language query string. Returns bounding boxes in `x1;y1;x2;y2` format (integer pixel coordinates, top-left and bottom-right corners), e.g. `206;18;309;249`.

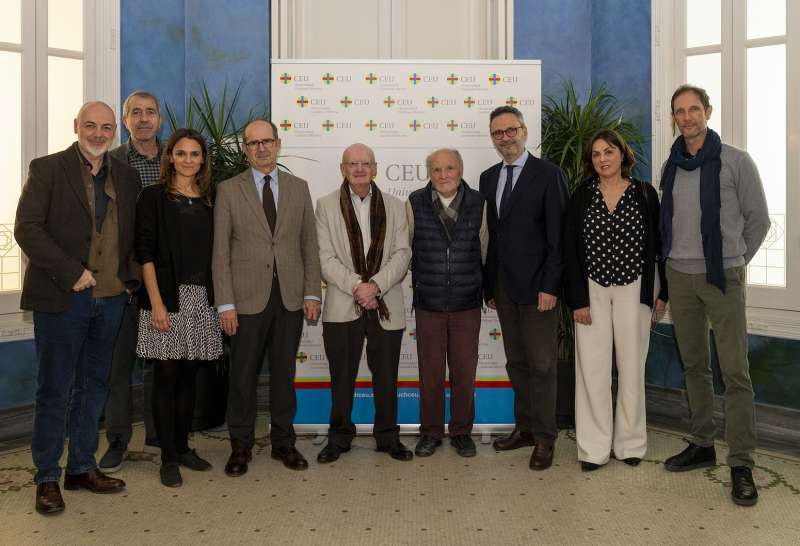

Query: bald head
74;101;117;159
340;143;377;196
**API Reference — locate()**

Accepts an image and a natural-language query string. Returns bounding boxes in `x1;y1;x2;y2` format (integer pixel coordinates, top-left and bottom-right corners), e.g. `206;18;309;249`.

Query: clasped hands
353;281;380;310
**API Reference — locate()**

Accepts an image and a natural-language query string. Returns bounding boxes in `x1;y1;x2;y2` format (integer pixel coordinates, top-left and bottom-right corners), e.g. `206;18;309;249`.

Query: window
0;0;119;318
652;0;800;335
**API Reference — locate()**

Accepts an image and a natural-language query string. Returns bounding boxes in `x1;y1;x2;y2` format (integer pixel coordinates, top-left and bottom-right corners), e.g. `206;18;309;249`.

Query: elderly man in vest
406;148;488;457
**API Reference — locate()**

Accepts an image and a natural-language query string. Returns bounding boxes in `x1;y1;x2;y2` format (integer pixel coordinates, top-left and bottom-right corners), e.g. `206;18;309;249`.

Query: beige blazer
316;188;410;331
213;169;321;315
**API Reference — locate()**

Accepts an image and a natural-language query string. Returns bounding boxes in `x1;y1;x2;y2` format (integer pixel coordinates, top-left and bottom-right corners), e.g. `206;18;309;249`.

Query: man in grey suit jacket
315;143;413;464
213;119;321;476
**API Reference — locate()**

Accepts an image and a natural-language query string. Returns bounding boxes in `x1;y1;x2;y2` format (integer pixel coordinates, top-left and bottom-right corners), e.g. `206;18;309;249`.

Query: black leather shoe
664;442;716;472
317;443;350;464
414;435;442;457
160;462;183;488
377;442;413;461
35;482;64;515
63;468;125;493
224;447;252;477
581;461;601;472
623;457;641;467
529;442;554;470
493;429;535;451
178;449;212;471
731;466;758;506
271;446;309;471
450;434;477;458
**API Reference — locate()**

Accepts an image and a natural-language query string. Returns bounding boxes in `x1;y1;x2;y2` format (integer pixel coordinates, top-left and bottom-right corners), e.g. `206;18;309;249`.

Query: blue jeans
31;290;127;484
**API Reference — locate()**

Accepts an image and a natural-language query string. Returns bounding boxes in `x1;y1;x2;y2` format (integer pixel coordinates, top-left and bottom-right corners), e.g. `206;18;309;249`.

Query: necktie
262;175;277;233
499;165;514;218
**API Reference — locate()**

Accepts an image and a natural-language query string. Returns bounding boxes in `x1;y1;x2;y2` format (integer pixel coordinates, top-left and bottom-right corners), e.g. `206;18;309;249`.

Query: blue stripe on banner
295;387;514;425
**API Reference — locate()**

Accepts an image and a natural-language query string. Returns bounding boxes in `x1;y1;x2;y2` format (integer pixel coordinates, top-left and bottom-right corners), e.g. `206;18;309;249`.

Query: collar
348;183;372;202
74;142;110;173
251;166;279;185
502;150;529;170
128;138;162;160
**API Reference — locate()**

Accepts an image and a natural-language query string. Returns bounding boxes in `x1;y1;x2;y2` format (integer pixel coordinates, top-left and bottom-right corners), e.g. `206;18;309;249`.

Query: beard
80;140;110;158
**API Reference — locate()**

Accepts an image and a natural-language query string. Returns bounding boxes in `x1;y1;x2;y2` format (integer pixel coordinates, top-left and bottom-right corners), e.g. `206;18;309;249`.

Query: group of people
15;83;769;516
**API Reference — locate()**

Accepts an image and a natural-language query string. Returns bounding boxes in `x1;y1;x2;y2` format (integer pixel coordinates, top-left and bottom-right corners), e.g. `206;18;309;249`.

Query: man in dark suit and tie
479;106;568;470
213;119;321;475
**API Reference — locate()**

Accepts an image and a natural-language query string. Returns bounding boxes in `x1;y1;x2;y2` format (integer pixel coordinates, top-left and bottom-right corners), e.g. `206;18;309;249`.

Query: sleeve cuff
303;295;321;302
217;303;236;313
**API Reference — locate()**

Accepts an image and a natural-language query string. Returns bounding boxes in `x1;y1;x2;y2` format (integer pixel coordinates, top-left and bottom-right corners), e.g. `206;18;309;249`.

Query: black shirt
582;181;644;287
173;195;213;285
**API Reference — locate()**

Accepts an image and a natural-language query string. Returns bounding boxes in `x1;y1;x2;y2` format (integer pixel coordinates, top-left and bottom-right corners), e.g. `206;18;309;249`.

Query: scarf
432;182;464;241
339;180;390;320
660;128;725;292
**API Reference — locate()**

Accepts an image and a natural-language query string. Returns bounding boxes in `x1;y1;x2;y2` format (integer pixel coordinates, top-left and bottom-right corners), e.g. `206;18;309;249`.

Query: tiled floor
1;420;799;545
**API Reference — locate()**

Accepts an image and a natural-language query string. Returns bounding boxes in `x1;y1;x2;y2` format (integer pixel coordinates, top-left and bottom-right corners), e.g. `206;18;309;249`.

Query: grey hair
122;90;161;118
425;148;464;173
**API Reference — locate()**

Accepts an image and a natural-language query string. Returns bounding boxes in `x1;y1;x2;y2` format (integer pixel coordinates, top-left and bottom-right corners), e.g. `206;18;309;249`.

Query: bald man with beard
16;101;142;514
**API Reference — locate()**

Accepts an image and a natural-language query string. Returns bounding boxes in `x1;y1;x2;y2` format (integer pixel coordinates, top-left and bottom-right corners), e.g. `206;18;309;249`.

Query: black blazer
135;184;215;312
15;143;142;313
479;152;568;304
563;178;668;310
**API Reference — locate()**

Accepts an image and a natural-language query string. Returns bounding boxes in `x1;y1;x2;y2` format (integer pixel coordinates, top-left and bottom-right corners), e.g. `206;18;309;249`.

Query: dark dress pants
494;274;559;444
227;280;304;451
322;313;403;449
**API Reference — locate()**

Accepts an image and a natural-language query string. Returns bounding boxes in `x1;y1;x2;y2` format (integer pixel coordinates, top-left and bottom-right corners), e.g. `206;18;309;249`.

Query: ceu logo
365;72;378;84
384;96;396;108
409;73;421;85
489;328;502;340
365;119;378;131
426;97;439;109
408;329;416;340
519;98;536;106
296;96;309;108
464;96;476;108
322;120;334;131
447;73;459;85
296;352;308;363
447;120;459;131
488;73;501;85
506;96;518;107
279;72;292;85
322;72;334;85
409;119;421;132
279;120;292;131
340;96;353;108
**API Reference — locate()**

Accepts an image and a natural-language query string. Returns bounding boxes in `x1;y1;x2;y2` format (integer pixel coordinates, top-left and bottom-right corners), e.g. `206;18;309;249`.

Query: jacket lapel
239;171;271;236
502;152;534;219
61;147;92;220
275;170;289;236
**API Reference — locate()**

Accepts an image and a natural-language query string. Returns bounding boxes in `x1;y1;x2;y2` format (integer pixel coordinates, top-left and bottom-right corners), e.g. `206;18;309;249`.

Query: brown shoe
529;442;555;471
225;447;252;477
271;446;309;471
63;468;125;493
493;429;536;451
35;482;65;515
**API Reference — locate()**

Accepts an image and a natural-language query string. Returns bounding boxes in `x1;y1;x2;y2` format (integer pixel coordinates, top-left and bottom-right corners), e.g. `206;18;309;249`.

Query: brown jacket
15;143;142;312
212;169;321;315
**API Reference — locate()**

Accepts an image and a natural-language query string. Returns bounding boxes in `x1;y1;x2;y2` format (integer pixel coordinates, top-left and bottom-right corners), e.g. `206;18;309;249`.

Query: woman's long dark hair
581;128;636;180
158;128;213;204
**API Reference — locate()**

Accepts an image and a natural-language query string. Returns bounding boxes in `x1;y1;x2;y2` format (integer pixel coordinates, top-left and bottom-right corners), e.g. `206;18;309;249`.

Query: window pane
0;51;21;292
686;0;721;47
685;53;722;136
746;44;786;287
48;56;83;154
48;0;83;51
747;0;785;39
0;0;21;44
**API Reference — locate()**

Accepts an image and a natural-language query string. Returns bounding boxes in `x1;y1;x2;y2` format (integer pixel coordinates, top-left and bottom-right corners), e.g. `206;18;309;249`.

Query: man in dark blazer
213;119;322;476
479;106;568;471
15;101;142;514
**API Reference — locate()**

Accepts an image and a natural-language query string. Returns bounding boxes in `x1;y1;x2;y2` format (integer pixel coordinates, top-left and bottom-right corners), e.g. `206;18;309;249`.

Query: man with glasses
213;118;321;476
480;106;568;471
314;143;413;463
100;90;164;473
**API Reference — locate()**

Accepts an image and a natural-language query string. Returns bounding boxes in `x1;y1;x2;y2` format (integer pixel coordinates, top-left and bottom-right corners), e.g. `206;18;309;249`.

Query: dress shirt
494;150;530;216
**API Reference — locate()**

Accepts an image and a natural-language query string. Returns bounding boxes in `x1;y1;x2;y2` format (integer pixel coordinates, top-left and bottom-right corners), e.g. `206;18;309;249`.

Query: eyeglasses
245;138;277;149
490;126;523;140
343;161;374;169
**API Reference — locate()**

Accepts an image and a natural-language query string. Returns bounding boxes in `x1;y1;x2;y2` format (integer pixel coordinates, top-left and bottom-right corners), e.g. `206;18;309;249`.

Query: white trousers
575;277;652;464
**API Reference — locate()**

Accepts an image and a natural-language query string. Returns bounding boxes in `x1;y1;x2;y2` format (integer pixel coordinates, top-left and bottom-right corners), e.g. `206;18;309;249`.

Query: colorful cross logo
506;96;518;107
340;96;353;108
296;96;309;108
447;120;459;131
409;119;421;131
447;73;459;85
409;73;421;85
279;120;292;131
322;73;334;85
384;96;395;108
365;72;378;84
408;329;416;340
464;96;475;108
296;351;308;363
280;72;292;84
322;120;334;131
426;97;439;109
489;328;502;340
365;119;378;131
489;73;501;85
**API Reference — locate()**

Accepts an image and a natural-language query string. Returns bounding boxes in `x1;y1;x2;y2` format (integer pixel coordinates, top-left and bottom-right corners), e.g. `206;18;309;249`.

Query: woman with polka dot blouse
563;129;668;472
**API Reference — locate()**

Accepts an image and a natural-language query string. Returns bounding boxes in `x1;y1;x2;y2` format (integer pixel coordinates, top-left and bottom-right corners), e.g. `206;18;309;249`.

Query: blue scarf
660;129;725;293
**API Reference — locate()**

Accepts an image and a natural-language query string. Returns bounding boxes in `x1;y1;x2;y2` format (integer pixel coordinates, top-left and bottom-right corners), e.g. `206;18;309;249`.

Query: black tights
152;360;199;464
